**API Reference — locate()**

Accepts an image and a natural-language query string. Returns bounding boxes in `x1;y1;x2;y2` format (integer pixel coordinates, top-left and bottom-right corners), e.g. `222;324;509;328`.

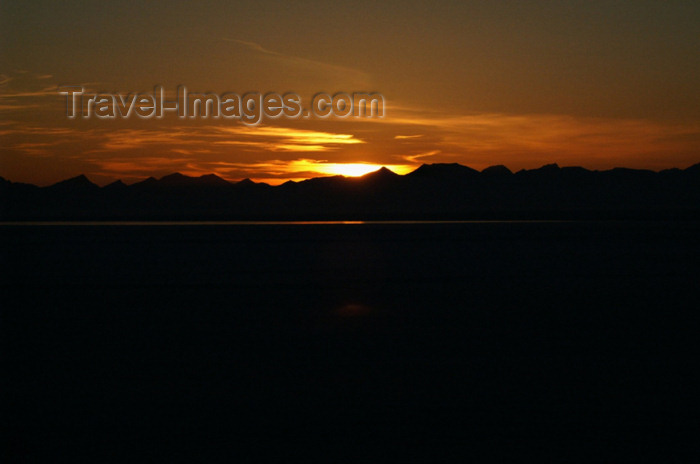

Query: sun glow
284;160;415;177
316;163;385;177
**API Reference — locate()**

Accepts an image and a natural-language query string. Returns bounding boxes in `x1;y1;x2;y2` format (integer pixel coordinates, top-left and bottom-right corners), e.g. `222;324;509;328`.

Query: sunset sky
1;0;699;185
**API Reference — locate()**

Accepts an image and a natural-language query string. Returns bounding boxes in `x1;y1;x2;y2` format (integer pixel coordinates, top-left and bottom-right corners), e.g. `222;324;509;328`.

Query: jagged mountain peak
47;174;98;190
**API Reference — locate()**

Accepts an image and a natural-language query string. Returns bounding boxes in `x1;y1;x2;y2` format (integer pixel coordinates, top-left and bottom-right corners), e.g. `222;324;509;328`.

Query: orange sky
1;1;699;185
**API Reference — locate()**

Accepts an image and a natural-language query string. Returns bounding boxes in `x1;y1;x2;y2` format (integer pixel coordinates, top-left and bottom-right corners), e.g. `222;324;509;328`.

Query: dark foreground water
2;221;700;462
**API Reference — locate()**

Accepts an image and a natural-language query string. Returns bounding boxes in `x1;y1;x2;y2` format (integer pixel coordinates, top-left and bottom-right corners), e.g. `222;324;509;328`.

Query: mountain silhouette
199;174;231;187
1;163;699;220
236;178;258;187
103;180;128;192
362;166;401;180
156;172;231;187
408;163;480;180
481;165;513;176
46;174;100;193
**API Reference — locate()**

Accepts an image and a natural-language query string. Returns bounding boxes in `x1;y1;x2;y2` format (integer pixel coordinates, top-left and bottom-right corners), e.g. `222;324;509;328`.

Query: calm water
3;221;700;461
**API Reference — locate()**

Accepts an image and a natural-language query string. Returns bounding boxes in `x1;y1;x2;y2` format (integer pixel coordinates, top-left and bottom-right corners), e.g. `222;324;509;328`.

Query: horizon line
3;160;700;188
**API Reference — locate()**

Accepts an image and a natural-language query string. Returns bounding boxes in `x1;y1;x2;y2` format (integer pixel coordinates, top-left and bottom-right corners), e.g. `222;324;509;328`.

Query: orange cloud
380;107;700;169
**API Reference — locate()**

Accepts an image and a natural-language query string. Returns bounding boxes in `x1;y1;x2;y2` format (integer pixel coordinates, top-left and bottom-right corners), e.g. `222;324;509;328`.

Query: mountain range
2;163;699;220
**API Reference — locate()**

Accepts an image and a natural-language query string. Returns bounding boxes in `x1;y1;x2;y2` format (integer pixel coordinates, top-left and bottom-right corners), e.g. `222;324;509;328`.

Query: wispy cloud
222;38;372;89
213;126;364;152
400;149;441;163
379;106;700;168
83;125;365;154
0;71;98;114
394;134;424;140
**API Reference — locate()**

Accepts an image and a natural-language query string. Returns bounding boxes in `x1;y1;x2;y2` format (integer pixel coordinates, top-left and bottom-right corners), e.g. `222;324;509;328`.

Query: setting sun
316;163;385;177
283;160;414;178
313;162;421;177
